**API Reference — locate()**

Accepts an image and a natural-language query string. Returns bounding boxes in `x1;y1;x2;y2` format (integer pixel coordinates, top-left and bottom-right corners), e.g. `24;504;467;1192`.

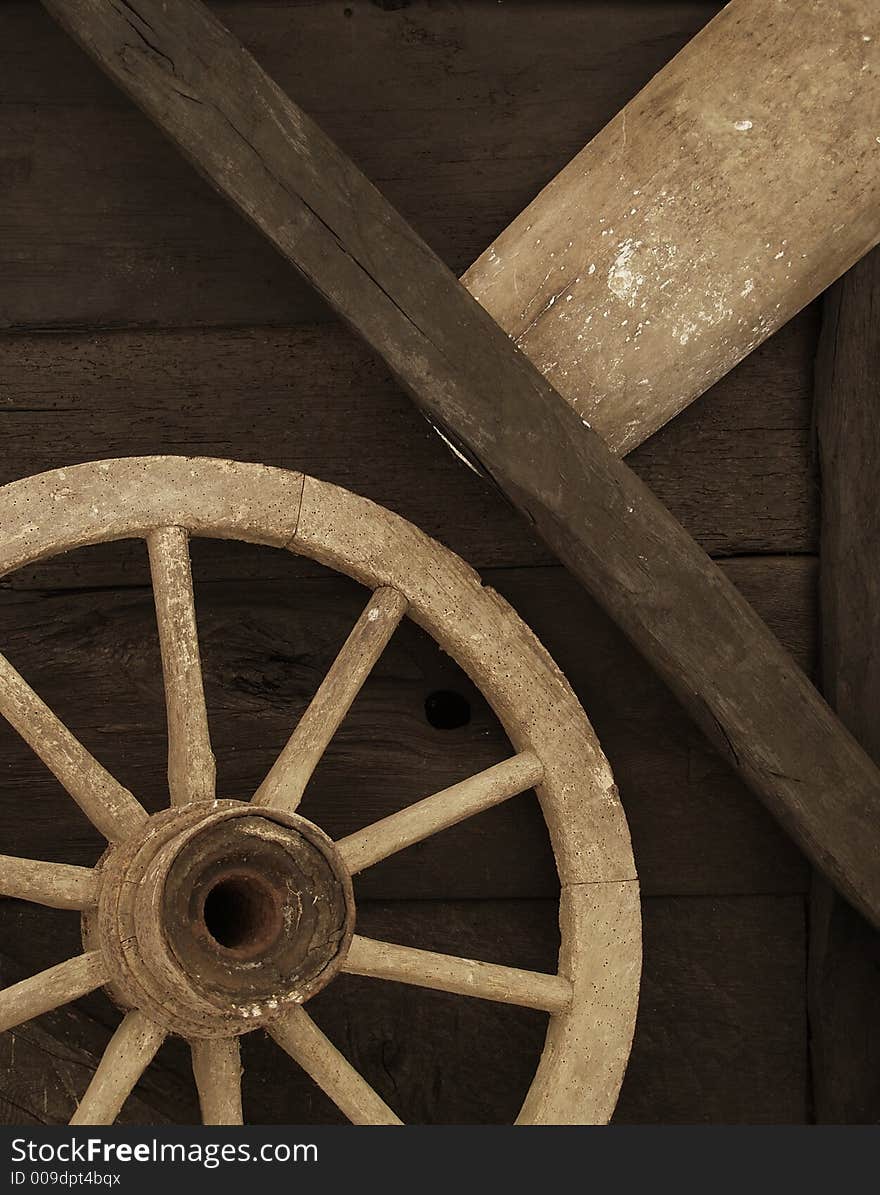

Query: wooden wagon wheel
0;456;640;1126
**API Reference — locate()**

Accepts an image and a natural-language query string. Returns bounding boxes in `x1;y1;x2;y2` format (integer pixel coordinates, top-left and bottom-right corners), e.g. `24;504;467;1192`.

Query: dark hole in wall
424;689;472;730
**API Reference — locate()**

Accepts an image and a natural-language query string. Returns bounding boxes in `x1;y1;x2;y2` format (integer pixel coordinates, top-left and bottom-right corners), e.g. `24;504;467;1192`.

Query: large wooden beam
809;248;880;1120
464;0;880;455
41;0;880;924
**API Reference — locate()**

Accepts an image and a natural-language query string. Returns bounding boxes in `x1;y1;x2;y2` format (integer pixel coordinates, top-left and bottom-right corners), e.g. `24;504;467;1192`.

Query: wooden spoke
190;1037;243;1125
253;587;408;813
0;951;108;1034
0;652;147;843
71;1009;165;1125
338;751;543;875
344;935;572;1014
0;854;98;911
269;1006;402;1125
148;526;216;806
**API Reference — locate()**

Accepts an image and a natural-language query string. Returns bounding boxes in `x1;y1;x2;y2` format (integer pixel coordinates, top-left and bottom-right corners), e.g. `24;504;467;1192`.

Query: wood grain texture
0;952;107;1035
614;894;808;1123
0;855;97;911
254;587;408;812
0;651;147;843
69;1009;165;1125
0;558;810;898
810;247;880;1123
465;0;880;454
0;313;818;580
0;1015;183;1126
0;895;806;1123
190;1037;243;1126
0;0;718;329
40;0;877;920
147;526;216;806
0;0;822;1123
0;937;200;1125
269;1006;403;1125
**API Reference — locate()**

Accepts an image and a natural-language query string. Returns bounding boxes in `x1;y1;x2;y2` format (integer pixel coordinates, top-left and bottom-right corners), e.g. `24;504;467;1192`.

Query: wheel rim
0;456;641;1125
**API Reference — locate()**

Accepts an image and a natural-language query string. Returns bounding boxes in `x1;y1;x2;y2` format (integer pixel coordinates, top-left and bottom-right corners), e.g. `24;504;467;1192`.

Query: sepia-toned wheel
0;456;640;1125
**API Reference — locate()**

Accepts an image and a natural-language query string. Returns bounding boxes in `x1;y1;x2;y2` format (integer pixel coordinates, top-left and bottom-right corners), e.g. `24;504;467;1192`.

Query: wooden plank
0;311;818;581
0;893;807;1124
39;0;880;924
245;896;807;1124
0;560;810;898
0;1019;178;1126
465;0;880;454
0;0;718;329
613;894;808;1123
809;248;880;1123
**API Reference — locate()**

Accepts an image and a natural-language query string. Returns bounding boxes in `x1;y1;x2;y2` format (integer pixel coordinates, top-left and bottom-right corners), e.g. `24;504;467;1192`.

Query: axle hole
202;873;281;955
425;689;472;730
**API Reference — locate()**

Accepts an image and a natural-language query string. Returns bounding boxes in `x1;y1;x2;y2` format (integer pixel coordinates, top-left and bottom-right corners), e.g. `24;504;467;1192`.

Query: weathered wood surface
0;0;719;329
337;752;547;879
190;1037;243;1127
0;934;200;1126
0;652;147;843
614;894;808;1123
0;560;811;899
0;314;818;581
0;947;197;1124
343;933;572;1014
147;526;216;807
810;247;880;1123
465;0;880;455
0;0;825;1123
0;896;807;1124
253;586;409;812
0;1019;184;1126
1;0;870;475
269;1007;404;1126
0;952;106;1036
40;0;880;923
0;855;96;910
69;1010;165;1126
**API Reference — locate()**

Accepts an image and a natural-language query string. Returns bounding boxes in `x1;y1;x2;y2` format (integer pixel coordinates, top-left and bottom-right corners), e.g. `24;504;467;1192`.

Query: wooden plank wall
0;0;816;1122
810;247;880;1124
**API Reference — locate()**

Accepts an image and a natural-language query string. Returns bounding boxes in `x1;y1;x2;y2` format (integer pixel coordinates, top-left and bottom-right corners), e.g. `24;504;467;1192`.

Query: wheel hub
84;802;355;1037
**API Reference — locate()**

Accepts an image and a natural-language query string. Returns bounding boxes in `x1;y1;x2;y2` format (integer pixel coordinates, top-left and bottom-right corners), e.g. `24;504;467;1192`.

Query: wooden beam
810;248;880;1121
41;0;880;924
464;0;880;455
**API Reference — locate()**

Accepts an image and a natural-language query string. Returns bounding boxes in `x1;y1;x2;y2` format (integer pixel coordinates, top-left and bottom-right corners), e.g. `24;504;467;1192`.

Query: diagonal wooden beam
41;0;880;925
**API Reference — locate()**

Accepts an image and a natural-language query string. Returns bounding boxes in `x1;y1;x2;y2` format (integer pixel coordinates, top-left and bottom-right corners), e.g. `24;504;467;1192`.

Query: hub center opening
200;871;283;957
